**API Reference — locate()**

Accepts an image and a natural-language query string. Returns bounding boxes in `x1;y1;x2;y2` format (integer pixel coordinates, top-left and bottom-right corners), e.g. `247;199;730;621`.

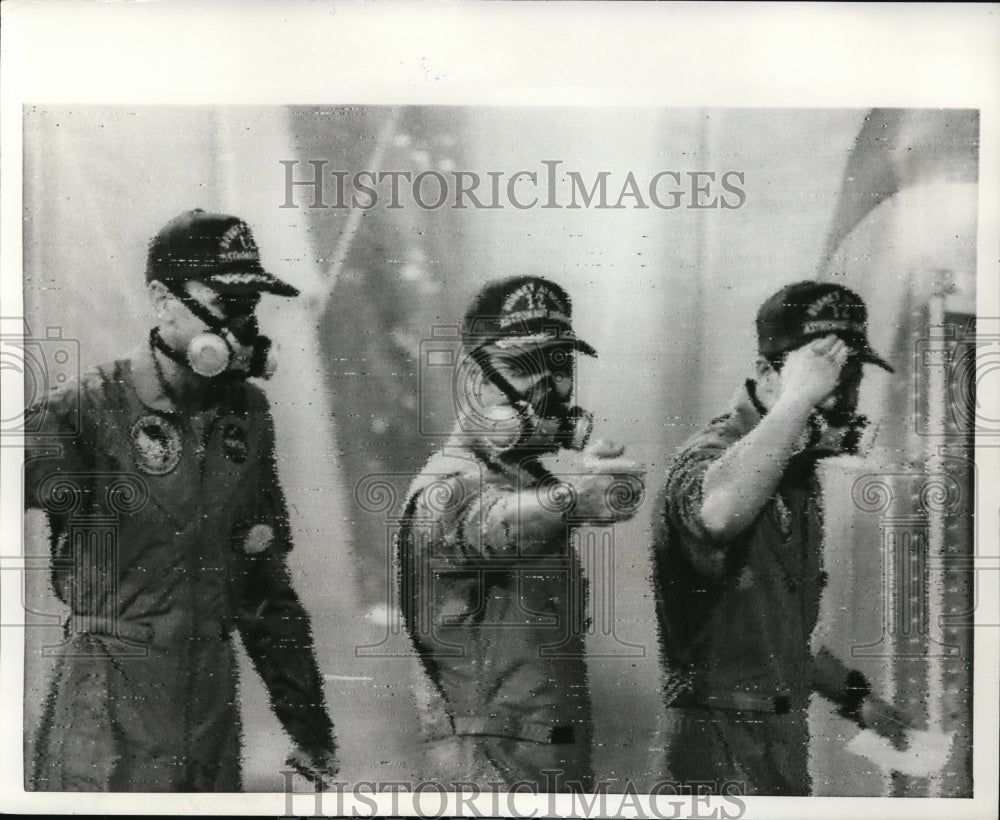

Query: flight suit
653;381;851;796
24;348;334;791
398;439;593;791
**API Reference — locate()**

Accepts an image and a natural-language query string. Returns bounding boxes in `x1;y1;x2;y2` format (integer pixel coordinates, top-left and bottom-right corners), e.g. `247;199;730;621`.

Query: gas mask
803;411;872;458
749;377;873;462
783;411;874;485
185;314;277;380
160;285;278;380
804;366;870;458
527;403;594;452
469;345;594;460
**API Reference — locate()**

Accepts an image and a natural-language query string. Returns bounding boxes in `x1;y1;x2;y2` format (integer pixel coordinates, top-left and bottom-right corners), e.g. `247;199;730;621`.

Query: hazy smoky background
20;105;975;794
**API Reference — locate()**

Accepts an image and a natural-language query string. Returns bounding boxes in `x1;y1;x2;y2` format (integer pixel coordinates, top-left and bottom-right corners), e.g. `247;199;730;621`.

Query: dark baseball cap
462;275;597;357
756;281;893;372
146;209;299;297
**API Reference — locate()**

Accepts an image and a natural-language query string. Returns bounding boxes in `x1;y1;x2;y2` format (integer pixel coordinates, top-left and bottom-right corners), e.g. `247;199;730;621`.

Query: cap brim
822;331;895;374
849;339;896;373
859;348;894;373
202;270;300;297
490;334;598;358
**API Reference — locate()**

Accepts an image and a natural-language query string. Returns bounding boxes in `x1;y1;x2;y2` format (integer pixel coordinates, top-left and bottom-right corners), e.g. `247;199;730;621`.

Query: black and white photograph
1;4;998;819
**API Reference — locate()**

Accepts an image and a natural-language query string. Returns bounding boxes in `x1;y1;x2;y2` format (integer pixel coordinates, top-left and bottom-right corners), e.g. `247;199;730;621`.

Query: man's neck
150;340;226;409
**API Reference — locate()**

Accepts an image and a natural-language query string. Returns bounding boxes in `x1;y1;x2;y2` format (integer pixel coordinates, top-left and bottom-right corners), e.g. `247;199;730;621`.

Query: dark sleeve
237;551;336;755
236;397;335;754
24;380;98;606
23;379;93;512
811;646;870;715
254;397;294;553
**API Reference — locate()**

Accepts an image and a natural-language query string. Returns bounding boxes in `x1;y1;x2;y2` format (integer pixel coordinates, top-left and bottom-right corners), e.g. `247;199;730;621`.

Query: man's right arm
697;393;815;541
418;443;644;557
411;475;567;557
23;381;92;512
699;335;850;541
23;380;96;609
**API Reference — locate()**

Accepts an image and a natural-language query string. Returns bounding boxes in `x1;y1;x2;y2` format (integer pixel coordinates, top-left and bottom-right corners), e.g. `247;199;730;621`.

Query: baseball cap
756;280;893;372
461;275;597;357
146;209;299;297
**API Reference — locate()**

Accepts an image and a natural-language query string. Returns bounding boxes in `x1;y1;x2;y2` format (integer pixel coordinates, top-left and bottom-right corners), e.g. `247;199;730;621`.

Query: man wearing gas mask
398;276;645;791
23;209;337;791
653;281;909;796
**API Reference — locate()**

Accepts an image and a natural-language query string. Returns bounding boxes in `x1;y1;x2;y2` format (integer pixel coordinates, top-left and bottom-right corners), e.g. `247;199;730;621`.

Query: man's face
816;350;864;424
156;279;260;351
474;342;577;452
185;280;261;336
756;335;866;423
488;343;576;418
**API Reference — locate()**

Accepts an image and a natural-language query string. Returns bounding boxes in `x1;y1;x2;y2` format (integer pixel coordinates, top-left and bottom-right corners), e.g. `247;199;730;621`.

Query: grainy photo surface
16;102;978;795
2;5;998;820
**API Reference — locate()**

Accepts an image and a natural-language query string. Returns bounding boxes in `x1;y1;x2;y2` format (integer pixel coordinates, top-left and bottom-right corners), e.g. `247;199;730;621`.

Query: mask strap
468;344;539;449
468;345;527;408
148;327;190;404
746;379;769;418
150;327;189;370
164;282;227;332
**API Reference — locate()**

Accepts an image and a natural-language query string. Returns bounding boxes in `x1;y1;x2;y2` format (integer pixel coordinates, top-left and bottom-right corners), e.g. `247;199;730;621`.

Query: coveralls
24;347;334;791
399;437;593;791
653;381;854;796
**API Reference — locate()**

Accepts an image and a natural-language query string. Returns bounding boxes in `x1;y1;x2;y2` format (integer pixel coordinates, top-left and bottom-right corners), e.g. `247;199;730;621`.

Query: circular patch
222;423;249;464
129;414;183;475
242;523;274;555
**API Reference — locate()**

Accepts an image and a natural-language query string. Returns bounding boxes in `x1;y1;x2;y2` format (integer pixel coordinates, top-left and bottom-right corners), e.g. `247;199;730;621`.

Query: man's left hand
859;697;910;751
285;745;340;790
